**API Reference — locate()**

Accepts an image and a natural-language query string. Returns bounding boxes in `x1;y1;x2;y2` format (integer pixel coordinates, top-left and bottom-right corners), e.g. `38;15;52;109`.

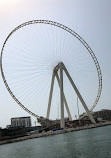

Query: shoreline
0;121;111;145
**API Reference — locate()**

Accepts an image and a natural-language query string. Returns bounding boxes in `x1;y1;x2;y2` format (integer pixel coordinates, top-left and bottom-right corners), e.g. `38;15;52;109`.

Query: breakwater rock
0;121;111;145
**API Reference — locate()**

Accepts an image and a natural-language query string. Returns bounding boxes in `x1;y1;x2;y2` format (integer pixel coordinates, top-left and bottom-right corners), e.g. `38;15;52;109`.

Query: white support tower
60;63;64;128
55;73;72;121
46;71;55;119
46;62;96;128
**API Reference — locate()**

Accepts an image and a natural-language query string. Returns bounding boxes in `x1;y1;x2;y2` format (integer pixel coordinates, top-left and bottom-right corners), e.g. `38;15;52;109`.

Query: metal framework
46;62;96;128
0;20;102;121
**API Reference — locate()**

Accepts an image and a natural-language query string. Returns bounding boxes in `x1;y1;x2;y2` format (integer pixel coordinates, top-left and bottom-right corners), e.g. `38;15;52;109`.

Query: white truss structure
46;62;96;128
1;20;102;122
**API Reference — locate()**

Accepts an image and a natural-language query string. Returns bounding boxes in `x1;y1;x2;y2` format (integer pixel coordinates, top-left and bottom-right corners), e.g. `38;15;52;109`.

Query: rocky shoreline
0;121;111;145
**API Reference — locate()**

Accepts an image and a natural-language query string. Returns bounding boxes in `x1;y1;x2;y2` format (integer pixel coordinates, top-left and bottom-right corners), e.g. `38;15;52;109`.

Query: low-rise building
11;116;31;127
80;109;111;122
93;109;111;121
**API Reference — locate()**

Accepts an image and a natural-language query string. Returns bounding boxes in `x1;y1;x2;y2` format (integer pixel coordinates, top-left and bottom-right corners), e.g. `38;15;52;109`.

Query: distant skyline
0;0;111;128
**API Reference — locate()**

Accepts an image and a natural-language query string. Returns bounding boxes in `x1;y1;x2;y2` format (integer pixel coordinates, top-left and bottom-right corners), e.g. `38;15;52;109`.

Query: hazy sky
0;0;111;128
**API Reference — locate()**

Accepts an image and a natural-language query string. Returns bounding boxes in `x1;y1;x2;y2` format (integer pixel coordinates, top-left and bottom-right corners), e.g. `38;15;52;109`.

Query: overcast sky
0;0;111;128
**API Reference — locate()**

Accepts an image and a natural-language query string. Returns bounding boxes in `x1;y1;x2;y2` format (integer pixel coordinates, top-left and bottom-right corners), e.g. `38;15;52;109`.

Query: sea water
0;125;111;158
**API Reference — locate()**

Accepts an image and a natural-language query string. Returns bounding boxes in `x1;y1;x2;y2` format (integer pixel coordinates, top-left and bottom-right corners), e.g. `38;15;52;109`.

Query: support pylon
46;62;96;129
59;62;65;128
55;73;72;121
46;71;55;119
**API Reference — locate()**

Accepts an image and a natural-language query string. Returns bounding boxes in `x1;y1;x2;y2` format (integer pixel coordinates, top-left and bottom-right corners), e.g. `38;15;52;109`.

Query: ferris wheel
0;20;102;127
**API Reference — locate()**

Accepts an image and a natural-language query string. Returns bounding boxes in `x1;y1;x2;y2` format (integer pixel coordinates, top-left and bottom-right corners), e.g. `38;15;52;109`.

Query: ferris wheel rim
0;20;102;118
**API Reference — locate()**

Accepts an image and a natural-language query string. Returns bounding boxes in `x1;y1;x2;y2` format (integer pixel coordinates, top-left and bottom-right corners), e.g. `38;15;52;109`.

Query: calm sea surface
0;125;111;158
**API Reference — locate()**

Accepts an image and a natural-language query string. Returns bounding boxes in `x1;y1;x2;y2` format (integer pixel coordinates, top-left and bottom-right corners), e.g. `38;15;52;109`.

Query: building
11;116;31;127
80;109;111;122
0;117;42;141
93;109;111;121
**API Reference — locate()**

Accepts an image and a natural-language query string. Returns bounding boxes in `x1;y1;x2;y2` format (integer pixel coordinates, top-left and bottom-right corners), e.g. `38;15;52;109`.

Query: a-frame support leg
46;71;55;119
46;62;95;129
60;63;65;128
55;72;72;121
62;62;96;124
